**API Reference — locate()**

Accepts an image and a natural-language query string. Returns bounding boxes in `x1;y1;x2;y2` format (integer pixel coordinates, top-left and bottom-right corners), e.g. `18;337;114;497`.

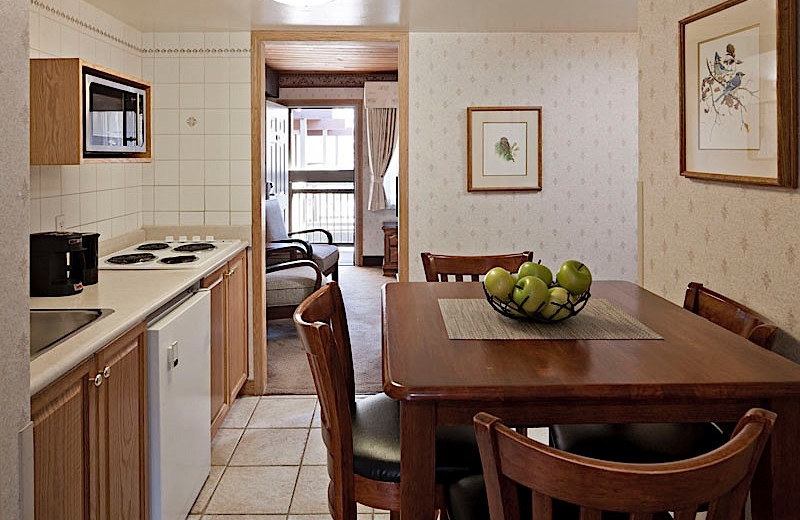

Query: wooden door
226;251;249;403
31;357;97;520
266;100;289;207
204;265;228;437
95;324;148;520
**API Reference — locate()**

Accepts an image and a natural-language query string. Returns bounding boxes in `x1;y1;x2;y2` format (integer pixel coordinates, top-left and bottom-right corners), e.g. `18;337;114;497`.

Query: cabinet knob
89;373;103;387
102;366;111;379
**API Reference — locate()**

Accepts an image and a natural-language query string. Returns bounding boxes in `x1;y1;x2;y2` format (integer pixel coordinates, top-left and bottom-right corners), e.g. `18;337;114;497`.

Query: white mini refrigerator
147;290;211;520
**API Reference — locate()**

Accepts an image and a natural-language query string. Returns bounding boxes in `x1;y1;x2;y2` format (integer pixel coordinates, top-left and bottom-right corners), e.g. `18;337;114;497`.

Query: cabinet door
95;324;148;520
226;251;248;403
204;265;228;437
32;358;97;520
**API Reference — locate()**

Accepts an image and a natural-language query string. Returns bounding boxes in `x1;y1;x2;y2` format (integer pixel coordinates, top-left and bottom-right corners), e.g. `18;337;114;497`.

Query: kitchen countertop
30;240;248;395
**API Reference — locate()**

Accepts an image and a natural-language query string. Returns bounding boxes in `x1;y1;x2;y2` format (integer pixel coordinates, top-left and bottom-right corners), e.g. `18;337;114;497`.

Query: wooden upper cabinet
30;58;152;165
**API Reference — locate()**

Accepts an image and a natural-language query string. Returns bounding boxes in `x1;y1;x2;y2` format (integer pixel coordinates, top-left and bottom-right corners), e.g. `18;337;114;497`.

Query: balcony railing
289;171;354;245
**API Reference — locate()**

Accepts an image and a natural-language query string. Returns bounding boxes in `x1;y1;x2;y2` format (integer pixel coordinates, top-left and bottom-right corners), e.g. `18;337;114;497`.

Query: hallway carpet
266;265;394;394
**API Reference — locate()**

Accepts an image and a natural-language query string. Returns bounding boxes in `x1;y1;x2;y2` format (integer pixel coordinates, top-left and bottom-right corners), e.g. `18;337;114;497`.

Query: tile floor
189;395;390;520
190;394;551;520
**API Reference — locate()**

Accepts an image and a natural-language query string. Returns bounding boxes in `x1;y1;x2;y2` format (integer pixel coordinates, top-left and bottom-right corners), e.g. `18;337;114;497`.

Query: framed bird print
467;106;542;191
679;0;797;187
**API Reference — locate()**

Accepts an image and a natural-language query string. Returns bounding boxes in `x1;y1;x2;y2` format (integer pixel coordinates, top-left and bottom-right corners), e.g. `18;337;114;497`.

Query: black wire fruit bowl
483;284;590;323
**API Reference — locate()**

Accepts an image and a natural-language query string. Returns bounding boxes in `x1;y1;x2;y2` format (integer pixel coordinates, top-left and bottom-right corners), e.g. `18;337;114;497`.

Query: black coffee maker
30;232;98;296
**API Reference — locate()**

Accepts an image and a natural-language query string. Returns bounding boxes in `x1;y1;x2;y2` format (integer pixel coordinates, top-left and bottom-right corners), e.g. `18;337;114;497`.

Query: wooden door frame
280;99;364;265
250;30;409;393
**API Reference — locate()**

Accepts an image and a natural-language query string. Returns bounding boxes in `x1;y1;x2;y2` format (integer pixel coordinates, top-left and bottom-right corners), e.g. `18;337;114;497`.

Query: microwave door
86;82;124;152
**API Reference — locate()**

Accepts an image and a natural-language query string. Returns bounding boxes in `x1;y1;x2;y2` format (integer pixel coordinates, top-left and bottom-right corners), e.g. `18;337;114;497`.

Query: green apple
512;275;550;314
556;260;592;295
484;267;515;302
538;286;572;321
517;261;553;287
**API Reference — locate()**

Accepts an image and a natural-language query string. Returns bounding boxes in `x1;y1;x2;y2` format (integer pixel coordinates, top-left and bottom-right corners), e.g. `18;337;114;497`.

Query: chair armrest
288;228;334;244
267;239;313;258
265;259;324;291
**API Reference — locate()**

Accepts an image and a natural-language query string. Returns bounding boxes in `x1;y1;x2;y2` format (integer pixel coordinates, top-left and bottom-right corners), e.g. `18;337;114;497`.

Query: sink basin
30;308;114;359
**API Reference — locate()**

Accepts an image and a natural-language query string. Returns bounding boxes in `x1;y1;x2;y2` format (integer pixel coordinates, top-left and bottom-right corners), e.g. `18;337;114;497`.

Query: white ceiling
86;0;637;34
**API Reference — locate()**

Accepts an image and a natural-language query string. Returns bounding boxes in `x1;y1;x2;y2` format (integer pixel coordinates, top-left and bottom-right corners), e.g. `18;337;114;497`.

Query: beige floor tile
221;396;261;428
229;428;308;466
289;465;330;514
191;466;225;514
187;516;201;520
202;515;286;520
528;427;549;444
286;516;373;520
212;428;244;466
311;403;321;428
302;428;327;465
249;396;317;428
374;514;390;520
205;466;299;514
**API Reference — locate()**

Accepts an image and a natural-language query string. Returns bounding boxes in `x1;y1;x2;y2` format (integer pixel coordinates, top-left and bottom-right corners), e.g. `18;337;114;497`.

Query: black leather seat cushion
447;474;671;520
549;422;728;464
351;393;483;483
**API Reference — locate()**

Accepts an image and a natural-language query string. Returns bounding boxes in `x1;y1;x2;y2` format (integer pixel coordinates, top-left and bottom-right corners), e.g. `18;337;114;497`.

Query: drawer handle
89;373;103;387
224;266;238;278
102;366;111;379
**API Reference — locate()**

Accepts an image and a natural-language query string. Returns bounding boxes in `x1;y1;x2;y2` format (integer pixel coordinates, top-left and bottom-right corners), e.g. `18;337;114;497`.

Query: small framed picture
467;106;542;192
679;0;797;187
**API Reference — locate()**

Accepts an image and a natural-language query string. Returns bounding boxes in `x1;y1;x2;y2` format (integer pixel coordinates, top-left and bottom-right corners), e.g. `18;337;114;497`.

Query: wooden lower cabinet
31;323;148;520
205;249;249;438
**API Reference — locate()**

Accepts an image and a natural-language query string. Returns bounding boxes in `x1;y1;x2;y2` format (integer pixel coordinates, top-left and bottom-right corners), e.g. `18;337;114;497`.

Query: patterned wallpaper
638;0;800;341
407;33;638;282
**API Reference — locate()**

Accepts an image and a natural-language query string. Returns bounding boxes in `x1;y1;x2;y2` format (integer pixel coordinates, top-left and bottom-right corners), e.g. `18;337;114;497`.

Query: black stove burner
136;242;170;251
159;255;198;265
173;242;217;253
107;253;157;265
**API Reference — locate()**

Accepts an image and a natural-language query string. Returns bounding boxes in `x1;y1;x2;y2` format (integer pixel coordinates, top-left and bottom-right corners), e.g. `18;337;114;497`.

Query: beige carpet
266;265;394;394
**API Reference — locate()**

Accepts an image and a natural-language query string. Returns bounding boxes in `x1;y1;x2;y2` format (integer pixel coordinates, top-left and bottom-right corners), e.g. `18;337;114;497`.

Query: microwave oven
84;73;146;154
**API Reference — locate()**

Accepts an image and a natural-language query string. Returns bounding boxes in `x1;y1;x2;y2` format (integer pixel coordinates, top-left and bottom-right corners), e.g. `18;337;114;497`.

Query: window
290;107;355;170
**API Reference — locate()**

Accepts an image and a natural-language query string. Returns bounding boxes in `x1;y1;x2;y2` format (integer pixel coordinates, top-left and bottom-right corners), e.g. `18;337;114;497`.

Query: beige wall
407;32;639;281
638;0;800;344
1;0;31;516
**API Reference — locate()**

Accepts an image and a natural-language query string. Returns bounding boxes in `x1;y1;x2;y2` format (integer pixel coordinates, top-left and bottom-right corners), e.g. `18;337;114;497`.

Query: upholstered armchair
266;198;339;281
265;244;325;320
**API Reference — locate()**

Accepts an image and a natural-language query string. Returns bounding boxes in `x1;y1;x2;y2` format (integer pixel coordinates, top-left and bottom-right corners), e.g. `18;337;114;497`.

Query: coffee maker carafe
30;232;86;296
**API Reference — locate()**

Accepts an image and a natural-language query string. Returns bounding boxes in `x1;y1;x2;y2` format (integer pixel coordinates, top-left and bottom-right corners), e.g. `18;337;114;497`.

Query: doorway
249;31;409;393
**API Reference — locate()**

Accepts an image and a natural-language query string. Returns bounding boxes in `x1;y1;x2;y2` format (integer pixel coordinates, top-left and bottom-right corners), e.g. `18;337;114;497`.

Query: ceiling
264;41;398;73
86;0;637;34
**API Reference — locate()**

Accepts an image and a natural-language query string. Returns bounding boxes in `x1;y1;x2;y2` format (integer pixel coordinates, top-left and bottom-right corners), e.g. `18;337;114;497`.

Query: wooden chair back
474;408;775;520
475;408;776;520
683;282;778;348
293;282;358;517
421;251;534;282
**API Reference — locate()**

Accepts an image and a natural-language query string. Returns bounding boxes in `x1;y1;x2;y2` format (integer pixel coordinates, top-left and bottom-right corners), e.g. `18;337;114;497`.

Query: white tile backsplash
230;135;251;161
29;3;252;240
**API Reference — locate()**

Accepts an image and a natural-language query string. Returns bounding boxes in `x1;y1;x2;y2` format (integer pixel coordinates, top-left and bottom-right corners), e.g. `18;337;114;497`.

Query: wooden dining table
382;280;800;520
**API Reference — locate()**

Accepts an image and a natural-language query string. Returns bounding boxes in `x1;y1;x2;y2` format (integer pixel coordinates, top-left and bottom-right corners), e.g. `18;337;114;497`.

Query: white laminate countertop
30;240;248;395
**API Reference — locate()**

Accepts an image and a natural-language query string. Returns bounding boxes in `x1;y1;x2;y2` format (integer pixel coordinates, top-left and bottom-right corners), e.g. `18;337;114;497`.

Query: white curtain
366;107;398;211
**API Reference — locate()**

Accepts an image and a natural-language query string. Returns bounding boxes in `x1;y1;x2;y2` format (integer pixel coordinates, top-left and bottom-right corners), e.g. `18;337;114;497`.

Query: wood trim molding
251;30;409;392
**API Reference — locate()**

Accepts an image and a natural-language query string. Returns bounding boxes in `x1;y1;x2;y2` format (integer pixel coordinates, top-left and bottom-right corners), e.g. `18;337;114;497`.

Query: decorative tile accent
30;0;140;52
280;72;398;88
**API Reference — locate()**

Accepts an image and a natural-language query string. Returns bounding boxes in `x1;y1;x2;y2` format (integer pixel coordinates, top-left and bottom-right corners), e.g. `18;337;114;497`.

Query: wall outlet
55;214;65;231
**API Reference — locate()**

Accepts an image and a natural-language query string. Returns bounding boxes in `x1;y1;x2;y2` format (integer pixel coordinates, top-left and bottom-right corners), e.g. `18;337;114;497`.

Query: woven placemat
438;298;663;340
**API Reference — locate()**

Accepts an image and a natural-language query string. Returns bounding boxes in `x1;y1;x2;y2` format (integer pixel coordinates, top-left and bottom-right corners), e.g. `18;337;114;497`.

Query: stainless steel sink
30;308;114;359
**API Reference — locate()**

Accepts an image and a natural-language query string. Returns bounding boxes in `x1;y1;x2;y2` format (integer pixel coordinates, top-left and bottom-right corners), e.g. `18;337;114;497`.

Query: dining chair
448;408;775;520
421;251;534;282
420;250;534;436
266;244;325;320
293;282;483;520
548;281;779;465
266;197;340;281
